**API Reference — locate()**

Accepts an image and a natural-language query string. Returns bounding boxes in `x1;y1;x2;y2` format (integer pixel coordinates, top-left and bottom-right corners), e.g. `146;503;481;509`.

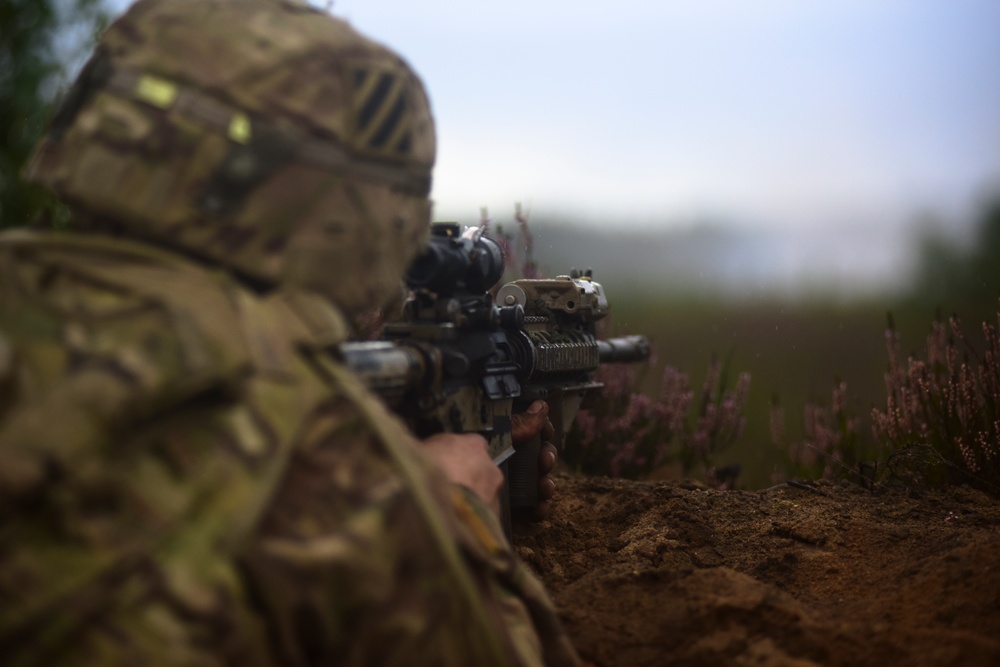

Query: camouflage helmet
25;0;435;316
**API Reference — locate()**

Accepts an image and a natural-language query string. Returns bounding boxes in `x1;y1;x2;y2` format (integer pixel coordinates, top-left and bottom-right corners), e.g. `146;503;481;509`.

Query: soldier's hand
511;400;558;521
421;433;504;517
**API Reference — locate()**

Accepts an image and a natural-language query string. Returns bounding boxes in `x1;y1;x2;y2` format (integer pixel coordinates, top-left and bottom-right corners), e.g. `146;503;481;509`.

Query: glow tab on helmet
228;113;252;144
134;75;178;109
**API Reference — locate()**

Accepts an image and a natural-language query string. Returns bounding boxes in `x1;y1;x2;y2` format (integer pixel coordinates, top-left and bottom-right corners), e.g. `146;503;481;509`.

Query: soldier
0;0;578;665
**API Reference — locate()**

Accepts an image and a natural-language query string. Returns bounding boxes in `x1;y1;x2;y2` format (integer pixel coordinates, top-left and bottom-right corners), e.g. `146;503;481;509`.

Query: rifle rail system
340;223;650;538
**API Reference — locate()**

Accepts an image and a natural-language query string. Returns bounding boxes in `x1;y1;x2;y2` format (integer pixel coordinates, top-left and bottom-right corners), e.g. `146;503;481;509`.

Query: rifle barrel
597;335;652;364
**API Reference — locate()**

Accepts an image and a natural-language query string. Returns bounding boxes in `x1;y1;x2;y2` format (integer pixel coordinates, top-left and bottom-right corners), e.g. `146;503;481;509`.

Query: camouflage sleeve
0;235;579;665
241;386;580;667
0;233;249;496
0;331;13;422
447;484;582;667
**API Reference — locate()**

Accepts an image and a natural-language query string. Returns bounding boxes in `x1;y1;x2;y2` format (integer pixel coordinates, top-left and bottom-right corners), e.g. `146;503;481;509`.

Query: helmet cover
25;0;436;315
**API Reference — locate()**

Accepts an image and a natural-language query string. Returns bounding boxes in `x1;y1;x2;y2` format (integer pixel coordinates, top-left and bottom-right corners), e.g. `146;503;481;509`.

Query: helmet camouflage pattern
24;0;436;316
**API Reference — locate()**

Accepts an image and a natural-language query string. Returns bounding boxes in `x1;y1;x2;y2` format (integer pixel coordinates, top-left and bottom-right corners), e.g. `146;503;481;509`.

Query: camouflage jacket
0;230;580;666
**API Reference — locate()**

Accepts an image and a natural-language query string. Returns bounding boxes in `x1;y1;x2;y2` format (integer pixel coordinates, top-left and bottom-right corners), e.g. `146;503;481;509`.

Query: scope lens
472;235;505;291
404;231;506;294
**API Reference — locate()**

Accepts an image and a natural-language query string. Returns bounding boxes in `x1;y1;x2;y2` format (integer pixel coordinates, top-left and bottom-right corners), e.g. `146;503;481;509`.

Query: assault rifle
340;222;650;538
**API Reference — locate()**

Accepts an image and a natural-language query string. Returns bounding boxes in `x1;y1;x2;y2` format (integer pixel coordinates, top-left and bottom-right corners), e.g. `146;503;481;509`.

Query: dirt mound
513;474;1000;667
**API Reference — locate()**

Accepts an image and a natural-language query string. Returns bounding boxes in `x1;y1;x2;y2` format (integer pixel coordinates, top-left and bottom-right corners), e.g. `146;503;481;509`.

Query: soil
513;473;1000;667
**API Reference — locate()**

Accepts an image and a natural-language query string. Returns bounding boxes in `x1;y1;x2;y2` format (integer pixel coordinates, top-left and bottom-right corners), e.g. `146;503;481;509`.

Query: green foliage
0;0;108;227
910;195;1000;316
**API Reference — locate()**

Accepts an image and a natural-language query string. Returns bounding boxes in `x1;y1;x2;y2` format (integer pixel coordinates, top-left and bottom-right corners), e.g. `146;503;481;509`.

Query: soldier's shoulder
0;230;251;405
0;228;245;308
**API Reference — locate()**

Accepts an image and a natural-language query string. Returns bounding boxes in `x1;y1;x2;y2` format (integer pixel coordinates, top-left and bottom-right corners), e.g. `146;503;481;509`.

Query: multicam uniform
0;1;580;665
0;235;577;666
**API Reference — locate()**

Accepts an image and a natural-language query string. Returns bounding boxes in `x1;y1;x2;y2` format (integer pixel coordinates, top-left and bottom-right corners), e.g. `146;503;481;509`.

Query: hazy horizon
98;0;1000;294
331;1;1000;233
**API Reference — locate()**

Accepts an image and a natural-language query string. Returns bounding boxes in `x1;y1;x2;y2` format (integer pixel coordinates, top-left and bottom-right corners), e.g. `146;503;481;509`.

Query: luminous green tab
228;113;252;144
135;75;178;108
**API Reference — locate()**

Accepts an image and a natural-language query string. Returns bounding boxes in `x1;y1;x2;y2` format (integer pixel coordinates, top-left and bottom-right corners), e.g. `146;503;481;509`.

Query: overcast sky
102;0;1000;291
326;0;1000;232
103;0;1000;230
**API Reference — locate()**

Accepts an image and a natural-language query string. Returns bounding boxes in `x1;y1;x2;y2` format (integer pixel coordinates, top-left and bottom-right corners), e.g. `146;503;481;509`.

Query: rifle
339;222;651;538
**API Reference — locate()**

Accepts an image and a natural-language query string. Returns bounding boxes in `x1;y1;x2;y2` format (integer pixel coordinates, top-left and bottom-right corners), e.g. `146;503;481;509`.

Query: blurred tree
964;198;1000;303
911;229;965;306
910;194;1000;316
0;0;108;228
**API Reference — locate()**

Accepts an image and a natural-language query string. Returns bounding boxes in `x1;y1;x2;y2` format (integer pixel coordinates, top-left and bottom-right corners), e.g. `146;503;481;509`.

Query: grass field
600;293;997;489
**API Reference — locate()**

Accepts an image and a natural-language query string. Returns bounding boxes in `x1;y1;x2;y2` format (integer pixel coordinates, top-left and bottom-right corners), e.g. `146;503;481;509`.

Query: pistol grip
506;433;541;510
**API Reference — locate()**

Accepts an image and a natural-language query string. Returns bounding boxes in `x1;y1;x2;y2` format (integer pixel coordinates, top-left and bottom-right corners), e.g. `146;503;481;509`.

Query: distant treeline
908;195;1000;315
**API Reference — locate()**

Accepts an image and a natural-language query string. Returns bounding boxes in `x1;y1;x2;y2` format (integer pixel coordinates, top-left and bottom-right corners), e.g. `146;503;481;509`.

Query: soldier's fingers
539;442;558;475
541;418;555;443
539;475;556;502
420;433;502;516
511;400;550;444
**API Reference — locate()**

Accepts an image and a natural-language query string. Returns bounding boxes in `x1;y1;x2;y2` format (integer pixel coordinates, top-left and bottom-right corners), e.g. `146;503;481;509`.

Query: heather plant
480;203;542;281
872;310;1000;493
770;382;867;485
685;356;752;485
564;355;751;485
565;361;689;479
